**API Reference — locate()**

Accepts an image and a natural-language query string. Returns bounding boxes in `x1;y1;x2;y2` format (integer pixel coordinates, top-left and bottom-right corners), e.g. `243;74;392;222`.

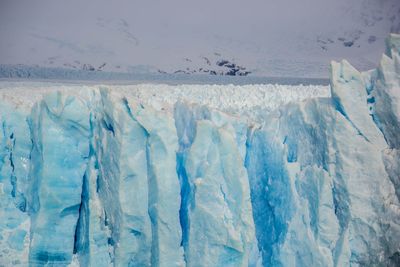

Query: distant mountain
0;0;399;78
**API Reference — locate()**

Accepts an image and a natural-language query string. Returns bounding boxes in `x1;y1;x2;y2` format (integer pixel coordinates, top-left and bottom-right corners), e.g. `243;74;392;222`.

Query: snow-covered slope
0;34;399;266
0;0;399;78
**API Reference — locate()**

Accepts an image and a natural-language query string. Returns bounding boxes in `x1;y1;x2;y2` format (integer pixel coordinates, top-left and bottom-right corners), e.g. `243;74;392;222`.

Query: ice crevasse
0;34;400;267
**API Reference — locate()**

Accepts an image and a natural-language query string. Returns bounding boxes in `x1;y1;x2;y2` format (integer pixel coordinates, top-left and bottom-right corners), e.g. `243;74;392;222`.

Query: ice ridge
0;34;399;266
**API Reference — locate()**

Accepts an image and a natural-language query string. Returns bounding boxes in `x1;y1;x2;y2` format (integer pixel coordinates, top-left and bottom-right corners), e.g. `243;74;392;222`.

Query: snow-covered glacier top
0;34;399;267
0;82;330;121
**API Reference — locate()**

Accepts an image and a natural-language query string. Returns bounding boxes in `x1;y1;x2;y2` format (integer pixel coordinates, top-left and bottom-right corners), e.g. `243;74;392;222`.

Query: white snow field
0;34;399;267
0;82;330;122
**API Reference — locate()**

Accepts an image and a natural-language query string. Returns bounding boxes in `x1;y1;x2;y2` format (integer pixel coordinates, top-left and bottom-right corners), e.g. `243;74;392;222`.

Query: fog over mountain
0;0;399;77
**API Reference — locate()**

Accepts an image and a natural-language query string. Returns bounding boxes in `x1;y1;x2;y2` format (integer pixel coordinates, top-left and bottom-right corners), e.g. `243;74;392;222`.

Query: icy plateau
0;34;400;267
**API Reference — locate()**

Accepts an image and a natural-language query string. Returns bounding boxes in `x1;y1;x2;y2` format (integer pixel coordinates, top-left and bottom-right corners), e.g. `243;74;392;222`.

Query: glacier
0;33;399;267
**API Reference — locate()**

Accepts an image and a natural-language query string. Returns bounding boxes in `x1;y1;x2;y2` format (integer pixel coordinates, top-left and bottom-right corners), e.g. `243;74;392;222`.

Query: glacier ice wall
0;34;399;267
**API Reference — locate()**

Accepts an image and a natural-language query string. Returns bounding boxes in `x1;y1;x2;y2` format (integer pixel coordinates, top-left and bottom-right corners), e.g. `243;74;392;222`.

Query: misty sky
0;0;399;77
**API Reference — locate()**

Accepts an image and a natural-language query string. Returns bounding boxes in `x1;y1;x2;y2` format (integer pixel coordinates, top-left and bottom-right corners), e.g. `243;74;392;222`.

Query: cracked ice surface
0;34;399;267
